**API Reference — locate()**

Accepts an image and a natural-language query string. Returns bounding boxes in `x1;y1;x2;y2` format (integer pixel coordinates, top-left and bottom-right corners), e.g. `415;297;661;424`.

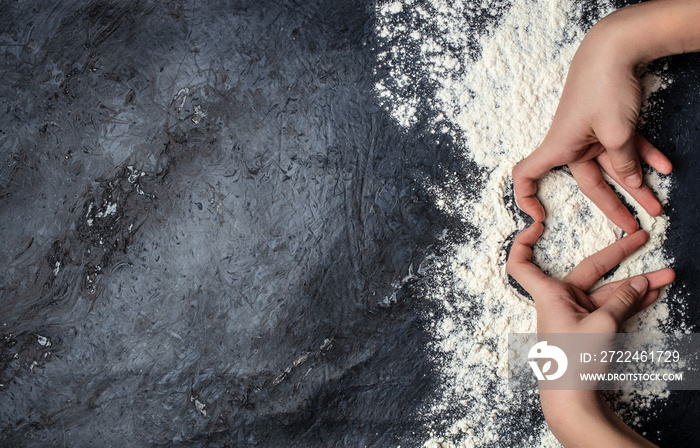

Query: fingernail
625;173;642;188
630;277;648;294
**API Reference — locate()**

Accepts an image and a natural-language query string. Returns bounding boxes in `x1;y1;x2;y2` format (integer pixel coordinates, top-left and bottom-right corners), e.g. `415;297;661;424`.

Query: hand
506;223;675;448
506;222;675;333
512;17;673;234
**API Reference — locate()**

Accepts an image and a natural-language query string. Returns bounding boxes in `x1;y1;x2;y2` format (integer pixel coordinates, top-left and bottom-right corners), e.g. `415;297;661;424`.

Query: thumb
599;128;643;188
597;276;649;329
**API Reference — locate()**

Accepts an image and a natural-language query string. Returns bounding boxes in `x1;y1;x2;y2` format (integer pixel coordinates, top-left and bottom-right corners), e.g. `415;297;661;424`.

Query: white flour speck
95;202;117;218
37;335;51;347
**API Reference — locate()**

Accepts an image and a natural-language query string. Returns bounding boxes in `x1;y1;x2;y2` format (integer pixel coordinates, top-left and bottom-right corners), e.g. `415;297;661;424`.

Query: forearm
591;0;700;68
540;390;658;448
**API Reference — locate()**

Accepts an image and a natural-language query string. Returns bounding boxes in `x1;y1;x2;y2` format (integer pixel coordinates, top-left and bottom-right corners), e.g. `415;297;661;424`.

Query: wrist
540;389;608;448
540;389;602;432
582;11;650;73
540;389;658;448
587;0;700;69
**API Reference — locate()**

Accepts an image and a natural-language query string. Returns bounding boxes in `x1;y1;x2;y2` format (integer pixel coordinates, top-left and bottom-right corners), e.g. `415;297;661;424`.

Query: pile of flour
375;1;684;446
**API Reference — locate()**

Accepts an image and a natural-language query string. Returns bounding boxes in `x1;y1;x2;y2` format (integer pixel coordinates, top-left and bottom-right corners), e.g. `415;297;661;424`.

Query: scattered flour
375;1;682;447
533;170;622;280
640;68;673;123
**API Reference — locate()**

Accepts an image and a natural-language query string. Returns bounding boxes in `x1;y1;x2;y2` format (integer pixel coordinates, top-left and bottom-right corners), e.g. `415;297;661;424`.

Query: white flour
375;1;682;446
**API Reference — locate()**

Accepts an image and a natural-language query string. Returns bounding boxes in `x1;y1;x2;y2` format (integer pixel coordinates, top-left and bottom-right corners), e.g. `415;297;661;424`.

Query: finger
512;153;552;222
637;133;672;175
569;160;639;233
588;267;675;309
596;276;649;328
564;230;648;291
645;267;676;290
597;126;643;189
596;151;663;217
593;133;671;217
506;222;552;295
596;268;675;293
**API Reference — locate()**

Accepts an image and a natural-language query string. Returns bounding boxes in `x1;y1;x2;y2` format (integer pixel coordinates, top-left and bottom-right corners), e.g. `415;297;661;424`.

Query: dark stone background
0;1;697;447
637;50;700;447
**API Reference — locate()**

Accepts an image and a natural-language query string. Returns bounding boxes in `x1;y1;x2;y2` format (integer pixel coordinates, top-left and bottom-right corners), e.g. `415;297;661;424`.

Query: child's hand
506;223;674;447
513;6;676;235
506;222;675;334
